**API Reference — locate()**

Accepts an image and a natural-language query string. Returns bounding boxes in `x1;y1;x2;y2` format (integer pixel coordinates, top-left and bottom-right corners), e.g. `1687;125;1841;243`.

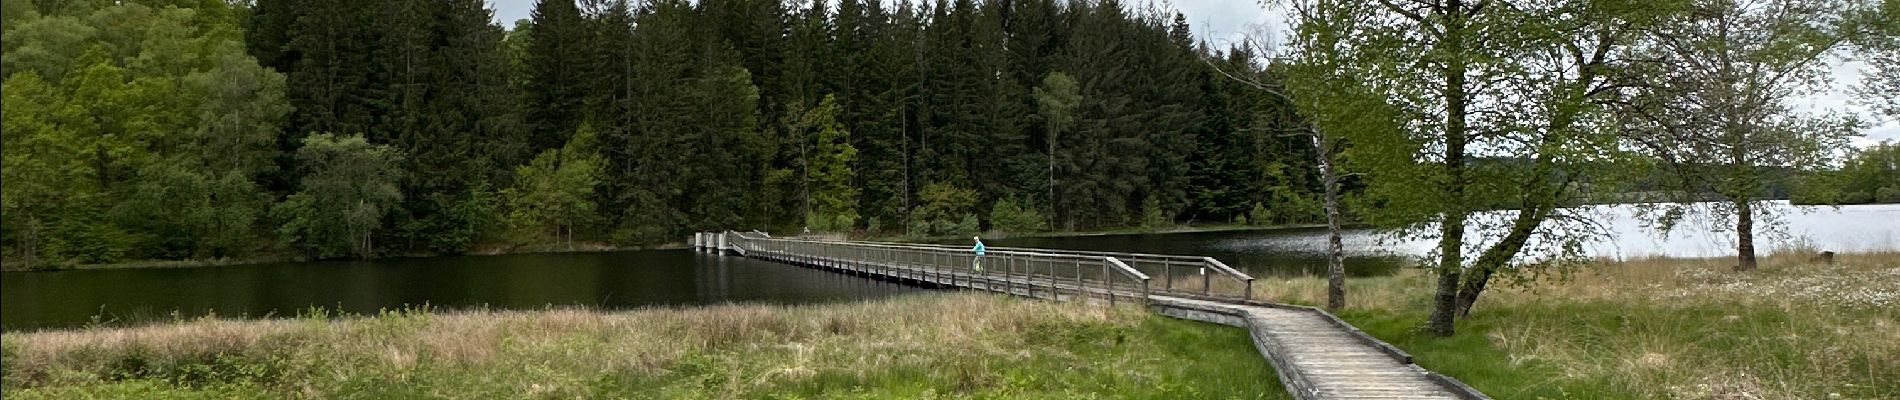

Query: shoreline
863;221;1342;243
2;223;1340;272
0;242;686;273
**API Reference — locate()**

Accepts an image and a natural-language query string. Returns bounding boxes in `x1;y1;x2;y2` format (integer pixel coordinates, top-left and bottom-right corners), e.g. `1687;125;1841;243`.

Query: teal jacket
972;240;987;256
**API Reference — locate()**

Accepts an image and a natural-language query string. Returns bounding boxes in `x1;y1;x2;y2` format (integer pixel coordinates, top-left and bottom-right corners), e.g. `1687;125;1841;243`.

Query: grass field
1254;250;1900;399
1;294;1283;399
5;251;1894;399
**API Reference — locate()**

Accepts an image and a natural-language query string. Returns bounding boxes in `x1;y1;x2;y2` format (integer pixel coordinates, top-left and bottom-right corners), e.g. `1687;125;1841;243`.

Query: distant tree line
1;0;1328;267
1795;141;1900;205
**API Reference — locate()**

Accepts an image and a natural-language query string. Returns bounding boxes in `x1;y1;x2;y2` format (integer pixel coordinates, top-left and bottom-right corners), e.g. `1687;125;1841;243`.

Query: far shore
1;222;1338;272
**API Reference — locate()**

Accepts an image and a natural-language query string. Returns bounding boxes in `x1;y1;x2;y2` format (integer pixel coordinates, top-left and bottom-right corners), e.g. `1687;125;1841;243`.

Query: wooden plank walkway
1153;297;1477;400
698;232;1489;400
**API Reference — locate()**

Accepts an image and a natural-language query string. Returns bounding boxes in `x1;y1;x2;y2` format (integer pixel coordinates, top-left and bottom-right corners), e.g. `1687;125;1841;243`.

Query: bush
1842;190;1875;204
1140;197;1172;229
1877;187;1900;204
44;207;132;264
807;210;858;233
906;217;932;239
1247;203;1272;226
989;199;1046;233
925;214;979;237
907;183;981;237
950;214;980;237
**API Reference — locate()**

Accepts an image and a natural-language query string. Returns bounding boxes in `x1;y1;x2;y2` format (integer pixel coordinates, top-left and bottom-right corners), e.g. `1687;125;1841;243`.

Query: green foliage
1273;0;1682;333
43;205;132;264
1878;186;1900;204
908;183;978;237
1140;196;1172;229
1794;143;1899;205
803;95;860;232
1247;203;1272;227
521;0;588;153
1259;184;1323;225
1035;71;1081;221
505;123;603;246
5;0;1348;263
988;198;1047;233
1;1;286;266
272;134;403;259
1848;0;1900;119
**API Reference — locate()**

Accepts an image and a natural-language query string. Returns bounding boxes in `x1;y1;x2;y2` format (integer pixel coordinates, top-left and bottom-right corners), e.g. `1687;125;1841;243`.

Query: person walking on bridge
972;236;987;272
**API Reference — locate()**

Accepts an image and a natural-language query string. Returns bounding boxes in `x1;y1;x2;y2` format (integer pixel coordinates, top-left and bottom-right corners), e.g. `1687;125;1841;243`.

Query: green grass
1268;251;1900;399
2;294;1285;399
1335;309;1628;399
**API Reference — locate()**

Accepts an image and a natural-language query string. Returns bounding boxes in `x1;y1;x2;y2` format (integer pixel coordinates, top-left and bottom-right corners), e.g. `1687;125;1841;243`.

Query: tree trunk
1454;267;1491;317
1427;1;1470;337
1455;207;1543;317
1049;126;1057;230
23;216;40;270
1427;214;1465;336
1316;134;1346;311
1735;198;1757;271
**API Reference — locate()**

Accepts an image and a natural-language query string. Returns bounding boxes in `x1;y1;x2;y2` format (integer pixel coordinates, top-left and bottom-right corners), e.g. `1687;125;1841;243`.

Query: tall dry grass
1241;250;1900;399
3;293;1282;399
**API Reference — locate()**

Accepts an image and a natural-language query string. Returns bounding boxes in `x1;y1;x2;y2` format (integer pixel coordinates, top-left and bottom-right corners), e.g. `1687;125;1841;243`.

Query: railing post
1164;259;1173;292
1049;258;1057;298
1244;279;1254;300
1005;255;1014;295
1203;264;1212;296
1071;259;1081;301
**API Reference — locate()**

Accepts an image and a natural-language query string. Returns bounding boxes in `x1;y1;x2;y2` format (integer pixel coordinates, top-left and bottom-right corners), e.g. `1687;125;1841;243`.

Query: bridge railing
961;245;1254;301
724;231;1152;305
742;236;1255;301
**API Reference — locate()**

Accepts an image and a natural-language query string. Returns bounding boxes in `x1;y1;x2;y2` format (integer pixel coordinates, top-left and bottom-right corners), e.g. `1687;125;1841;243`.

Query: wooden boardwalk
1154;297;1479;400
695;231;1488;400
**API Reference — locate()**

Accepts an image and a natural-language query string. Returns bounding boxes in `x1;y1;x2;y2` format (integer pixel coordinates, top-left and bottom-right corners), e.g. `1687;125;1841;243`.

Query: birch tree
1277;0;1669;334
1623;0;1866;272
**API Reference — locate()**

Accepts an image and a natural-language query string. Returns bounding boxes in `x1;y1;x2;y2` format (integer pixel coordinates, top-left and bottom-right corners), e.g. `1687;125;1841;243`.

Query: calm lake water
1;251;919;331
990;202;1899;276
4;203;1891;331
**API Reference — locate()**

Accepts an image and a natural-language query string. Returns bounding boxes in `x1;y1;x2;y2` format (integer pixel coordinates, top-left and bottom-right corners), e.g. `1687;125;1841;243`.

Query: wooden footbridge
693;231;1489;400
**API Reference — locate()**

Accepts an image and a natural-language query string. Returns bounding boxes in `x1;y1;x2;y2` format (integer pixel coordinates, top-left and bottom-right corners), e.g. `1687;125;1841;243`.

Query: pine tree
523;0;590;153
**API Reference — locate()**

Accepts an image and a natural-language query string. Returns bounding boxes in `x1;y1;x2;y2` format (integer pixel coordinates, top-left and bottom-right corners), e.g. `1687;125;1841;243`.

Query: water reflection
987;203;1899;277
1;250;919;331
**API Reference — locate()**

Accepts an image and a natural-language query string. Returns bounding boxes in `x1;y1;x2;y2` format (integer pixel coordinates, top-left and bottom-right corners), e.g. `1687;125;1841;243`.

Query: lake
1;251;919;331
4;202;1892;331
991;202;1898;275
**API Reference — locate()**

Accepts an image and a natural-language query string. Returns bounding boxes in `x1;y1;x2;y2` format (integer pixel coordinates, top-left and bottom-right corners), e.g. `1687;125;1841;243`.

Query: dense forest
1;0;1327;266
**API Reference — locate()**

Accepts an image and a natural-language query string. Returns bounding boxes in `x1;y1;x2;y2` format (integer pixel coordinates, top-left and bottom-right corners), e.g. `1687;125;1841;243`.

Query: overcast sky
487;0;1896;147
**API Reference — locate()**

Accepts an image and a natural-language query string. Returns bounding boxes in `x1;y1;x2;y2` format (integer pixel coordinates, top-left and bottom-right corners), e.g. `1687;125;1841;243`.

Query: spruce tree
523;0;589;153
